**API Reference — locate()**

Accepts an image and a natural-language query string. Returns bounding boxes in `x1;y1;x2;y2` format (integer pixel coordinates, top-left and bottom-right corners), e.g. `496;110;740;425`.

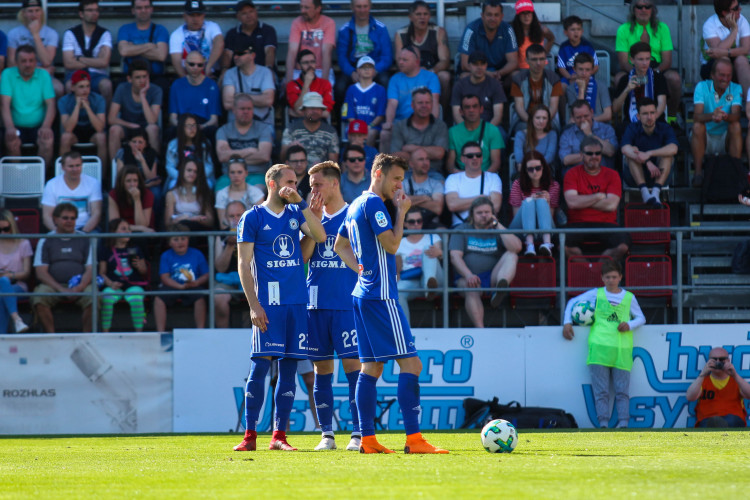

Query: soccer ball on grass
571;300;595;326
480;419;518;453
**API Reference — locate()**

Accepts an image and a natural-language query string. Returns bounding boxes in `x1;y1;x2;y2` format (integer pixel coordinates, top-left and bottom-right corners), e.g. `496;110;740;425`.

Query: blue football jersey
307;205;358;310
339;192;398;300
237;204;307;306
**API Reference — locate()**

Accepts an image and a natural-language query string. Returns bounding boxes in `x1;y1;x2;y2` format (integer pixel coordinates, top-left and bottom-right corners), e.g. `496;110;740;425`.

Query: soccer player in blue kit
301;161;362;451
334;153;449;454
234;163;326;452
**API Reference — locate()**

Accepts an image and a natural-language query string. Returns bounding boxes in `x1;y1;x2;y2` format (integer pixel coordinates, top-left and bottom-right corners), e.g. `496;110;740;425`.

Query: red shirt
109;188;155;229
286;77;334;112
563;165;621;225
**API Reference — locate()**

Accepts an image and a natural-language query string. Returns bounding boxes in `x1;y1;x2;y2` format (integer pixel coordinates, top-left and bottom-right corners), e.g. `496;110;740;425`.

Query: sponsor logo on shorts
281;391;295;397
264;342;284;347
375;211;388;227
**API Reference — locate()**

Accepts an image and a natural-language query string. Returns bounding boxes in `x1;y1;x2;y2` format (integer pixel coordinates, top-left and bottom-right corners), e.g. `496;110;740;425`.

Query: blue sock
356;372;378;437
345;369;361;435
244;358;271;432
274;358;298;431
313;372;334;434
398;373;421;435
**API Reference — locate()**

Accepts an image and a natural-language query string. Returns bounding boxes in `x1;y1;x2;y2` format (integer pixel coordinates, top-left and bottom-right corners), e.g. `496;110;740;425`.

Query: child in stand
340;120;379;170
565;53;612;123
556;15;599;86
562;260;645;429
341;56;386;146
154;224;209;331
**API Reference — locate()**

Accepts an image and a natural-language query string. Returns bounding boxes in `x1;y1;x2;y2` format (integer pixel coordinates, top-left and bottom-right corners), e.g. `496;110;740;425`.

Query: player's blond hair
308;161;341;181
371;153;408;177
265;163;293;189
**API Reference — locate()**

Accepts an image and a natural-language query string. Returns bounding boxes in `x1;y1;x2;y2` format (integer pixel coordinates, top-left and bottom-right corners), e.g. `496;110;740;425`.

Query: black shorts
72;124;98;142
564;222;630;250
16;126;40;144
157;283;206;307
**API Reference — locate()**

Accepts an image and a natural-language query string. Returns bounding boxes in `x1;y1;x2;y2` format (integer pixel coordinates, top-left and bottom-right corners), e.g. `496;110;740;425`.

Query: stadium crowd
0;0;748;332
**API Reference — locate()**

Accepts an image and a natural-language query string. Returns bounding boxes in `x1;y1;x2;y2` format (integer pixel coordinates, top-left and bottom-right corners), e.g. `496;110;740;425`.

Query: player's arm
376;190;411;254
238;241;269;332
334;234;359;273
296;192;326;243
300;234;316;263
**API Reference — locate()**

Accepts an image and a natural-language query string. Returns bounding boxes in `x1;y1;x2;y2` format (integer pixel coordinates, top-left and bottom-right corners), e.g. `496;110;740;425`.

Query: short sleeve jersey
169;20;223;70
159;248;207;283
58;91;106;128
237;204;307;306
288;15;337;71
556;38;598;79
563;165;622;225
387;69;441;121
224;22;278;68
342;82;387;124
307;205;358;310
62;27;112;76
458;18;518;71
615;22;673;64
694;79;743;135
117;22;170;74
702;14;750;64
112;82;162;125
339;192;398;301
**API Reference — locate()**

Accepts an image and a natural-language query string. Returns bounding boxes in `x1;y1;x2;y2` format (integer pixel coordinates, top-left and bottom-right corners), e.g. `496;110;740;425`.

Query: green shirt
0;67;55;128
587;288;635;371
615;21;674;65
448;121;505;172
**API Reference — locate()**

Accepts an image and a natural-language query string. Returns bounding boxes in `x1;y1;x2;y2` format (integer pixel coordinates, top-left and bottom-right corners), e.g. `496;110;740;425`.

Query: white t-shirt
41;174;103;230
214;184;264;210
444;172;502;226
62;28;112;76
169;20;223;71
396;234;441;274
701;14;750;64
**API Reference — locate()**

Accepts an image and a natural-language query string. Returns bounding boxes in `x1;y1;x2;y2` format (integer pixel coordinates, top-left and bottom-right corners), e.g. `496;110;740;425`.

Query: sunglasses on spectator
462;152;482;159
347;157;366;162
526;165;543;172
583;150;602;156
405;219;423;224
186;62;205;67
731;4;741;11
0;226;11;233
634;4;652;10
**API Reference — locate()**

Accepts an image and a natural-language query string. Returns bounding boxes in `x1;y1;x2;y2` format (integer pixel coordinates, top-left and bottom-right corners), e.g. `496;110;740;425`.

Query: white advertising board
0;333;172;435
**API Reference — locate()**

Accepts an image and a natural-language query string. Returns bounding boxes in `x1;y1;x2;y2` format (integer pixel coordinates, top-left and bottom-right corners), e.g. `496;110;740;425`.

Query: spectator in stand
108;59;162;160
342;119;378;170
615;0;681;124
164;157;215;231
58;69;107;162
281;92;339;167
62;0;113;103
565;53;612;123
0;210;32;334
108;165;155;233
556;15;599;85
0;30;5;73
222;41;275;129
686;346;750;428
169;50;220;136
335;0;391;102
449;196;521;325
32;202;94;333
215;158;264;229
612;42;667;132
214;200;246;329
7;0;63;96
222;0;277;72
446;94;504;175
458;0;518;83
691;57;742;187
511;0;555;70
341;56;387;148
1;45;55;167
216;94;273;188
380;46;440;152
117;0;169;88
169;0;224;79
621;97;678;205
284;0;336;85
340;144;371;203
510;43;562;133
563;136;628;260
41;152;102;233
167;113;215;191
451;51;507;132
445;141;503;227
391;87;448;175
559;100;618;173
154;223;209;331
395;1;452;113
396;207;443;322
701;0;750;101
514;104;558;169
286;144;312;198
287;50;334;120
114;128;163;204
403;147;444;228
508;151;559;256
97;218;149;333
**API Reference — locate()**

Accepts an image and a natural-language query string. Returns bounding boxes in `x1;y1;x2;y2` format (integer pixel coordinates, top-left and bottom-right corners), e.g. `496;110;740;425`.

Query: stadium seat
624;202;671;251
566;255;613;299
9;207;41;251
0;156;46;207
509;255;556;308
594;50;610;91
54;155;103;185
625;255;673;322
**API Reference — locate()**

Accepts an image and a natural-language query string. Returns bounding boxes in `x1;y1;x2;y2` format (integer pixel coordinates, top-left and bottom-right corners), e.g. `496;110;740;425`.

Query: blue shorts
353;297;417;363
251;304;308;359
307;309;359;361
454;270;492;288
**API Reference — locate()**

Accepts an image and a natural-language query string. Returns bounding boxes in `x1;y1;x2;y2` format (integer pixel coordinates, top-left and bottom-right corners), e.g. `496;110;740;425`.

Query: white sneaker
524;243;536;256
314;435;337;450
539;243;554;256
346;436;361;451
14;317;29;333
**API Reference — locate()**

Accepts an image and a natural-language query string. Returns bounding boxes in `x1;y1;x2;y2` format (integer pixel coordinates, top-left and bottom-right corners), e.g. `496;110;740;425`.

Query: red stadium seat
624;203;671;250
566;255;613;299
510;256;556;308
625;254;673;306
10;208;41;251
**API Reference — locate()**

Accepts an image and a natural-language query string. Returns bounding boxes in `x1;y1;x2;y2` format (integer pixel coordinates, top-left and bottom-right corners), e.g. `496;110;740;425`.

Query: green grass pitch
1;430;749;499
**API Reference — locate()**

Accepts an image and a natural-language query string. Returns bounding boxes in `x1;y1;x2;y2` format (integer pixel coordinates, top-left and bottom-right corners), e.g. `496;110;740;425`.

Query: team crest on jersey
289;218;299;230
273;234;295;258
375;211;388;227
318;235;337;259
